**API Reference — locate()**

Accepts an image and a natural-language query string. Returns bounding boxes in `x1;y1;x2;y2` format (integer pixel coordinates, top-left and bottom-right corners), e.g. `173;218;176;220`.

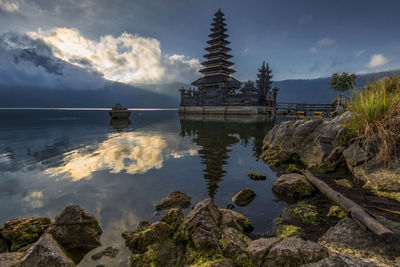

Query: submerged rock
272;173;314;199
1;217;51;252
248;172;267;180
46;205;102;263
91;246;119;260
232;188;256;206
155;190;191;211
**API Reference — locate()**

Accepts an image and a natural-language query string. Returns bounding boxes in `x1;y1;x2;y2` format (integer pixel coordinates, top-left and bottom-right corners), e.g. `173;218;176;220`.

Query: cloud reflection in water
45;131;198;181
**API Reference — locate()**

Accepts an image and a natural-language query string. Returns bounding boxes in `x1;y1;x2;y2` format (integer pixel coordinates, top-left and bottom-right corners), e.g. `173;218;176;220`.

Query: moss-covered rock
155;191;191;211
124;199;255;267
327;205;347;219
276;225;304;239
232;188;256;207
1;217;51;252
248;172;266;180
272;173;314;199
293;201;320;225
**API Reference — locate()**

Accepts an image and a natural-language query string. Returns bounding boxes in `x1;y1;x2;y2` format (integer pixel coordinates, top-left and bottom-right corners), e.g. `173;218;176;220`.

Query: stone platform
179;106;275;115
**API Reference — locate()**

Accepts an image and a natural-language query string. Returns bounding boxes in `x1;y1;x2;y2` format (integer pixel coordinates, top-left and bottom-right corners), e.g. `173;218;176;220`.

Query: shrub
346;75;400;167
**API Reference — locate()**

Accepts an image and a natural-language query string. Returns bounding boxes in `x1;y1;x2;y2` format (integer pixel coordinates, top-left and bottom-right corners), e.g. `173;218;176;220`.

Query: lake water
0;109;286;266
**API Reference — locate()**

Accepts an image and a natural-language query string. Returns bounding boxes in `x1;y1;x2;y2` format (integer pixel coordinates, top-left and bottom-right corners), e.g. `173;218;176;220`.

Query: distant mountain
0;83;179;108
274;70;400;104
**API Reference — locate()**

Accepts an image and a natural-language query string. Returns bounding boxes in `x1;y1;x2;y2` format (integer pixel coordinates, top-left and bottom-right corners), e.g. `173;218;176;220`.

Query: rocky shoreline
1;113;399;267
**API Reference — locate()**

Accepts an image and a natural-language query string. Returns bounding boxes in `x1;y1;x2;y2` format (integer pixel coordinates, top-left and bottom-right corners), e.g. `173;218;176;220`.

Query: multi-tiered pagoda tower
179;9;278;114
191;9;241;105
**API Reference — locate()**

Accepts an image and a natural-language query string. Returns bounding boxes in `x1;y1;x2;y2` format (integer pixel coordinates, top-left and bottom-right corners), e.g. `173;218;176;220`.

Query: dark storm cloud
0;31;106;89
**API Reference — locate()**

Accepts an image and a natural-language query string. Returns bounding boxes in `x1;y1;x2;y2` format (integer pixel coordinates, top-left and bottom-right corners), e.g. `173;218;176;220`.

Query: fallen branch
304;170;394;237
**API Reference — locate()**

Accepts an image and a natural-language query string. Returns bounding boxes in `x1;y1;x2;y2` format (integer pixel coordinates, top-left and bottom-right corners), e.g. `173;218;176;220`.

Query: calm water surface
0;109;286;266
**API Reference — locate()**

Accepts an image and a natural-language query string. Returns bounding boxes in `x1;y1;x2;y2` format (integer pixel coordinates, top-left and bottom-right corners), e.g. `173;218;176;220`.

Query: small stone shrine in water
179;9;279;115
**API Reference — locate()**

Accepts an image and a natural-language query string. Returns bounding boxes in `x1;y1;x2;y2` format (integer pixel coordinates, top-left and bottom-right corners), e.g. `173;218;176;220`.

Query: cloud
309;61;322;72
30;27;201;84
310;37;334;53
0;0;19;13
0;32;106;89
367;54;389;68
45;131;199;181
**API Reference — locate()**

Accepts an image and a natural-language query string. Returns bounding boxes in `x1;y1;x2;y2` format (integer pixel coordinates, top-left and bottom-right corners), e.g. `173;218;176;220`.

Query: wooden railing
277;102;335;112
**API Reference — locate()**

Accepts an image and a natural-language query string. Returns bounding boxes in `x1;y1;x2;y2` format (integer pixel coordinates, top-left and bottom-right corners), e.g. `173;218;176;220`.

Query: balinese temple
179;9;279;115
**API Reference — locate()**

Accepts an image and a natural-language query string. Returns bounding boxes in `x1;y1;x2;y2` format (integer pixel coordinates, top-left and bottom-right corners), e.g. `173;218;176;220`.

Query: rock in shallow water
46;205;102;263
91;246;119;260
155;190;191;211
272;173;314;199
232;188;256;206
248;172;267;180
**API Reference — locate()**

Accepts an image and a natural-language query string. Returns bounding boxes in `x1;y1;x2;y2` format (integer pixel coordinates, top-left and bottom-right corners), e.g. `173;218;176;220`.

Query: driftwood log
304;170;394;237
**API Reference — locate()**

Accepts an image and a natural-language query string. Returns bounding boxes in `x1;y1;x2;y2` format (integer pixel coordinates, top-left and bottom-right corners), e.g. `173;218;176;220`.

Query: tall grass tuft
347;75;400;167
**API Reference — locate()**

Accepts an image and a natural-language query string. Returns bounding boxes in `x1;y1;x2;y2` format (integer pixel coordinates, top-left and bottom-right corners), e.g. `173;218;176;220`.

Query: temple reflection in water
179;114;275;198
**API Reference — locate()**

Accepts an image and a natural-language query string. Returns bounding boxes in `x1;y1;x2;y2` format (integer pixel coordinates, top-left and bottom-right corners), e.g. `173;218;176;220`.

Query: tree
256;61;273;105
329;72;357;93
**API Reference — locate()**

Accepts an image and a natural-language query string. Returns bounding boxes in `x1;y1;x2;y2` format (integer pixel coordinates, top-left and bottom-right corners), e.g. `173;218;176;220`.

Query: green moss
273;217;284;226
295;183;315;197
334;179;353;188
267;159;280;167
286;164;301;174
293;201;320;225
372;190;400;202
277;225;304;239
327;205;347;219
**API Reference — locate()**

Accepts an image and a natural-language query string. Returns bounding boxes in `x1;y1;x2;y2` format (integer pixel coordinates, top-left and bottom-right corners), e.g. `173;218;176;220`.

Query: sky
0;0;400;90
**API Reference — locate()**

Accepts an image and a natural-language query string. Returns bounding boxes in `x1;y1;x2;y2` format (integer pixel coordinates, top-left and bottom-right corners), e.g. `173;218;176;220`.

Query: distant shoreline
0;108;179;111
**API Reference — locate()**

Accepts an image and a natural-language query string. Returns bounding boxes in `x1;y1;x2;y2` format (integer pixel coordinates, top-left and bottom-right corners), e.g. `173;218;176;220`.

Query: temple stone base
179;106;275;115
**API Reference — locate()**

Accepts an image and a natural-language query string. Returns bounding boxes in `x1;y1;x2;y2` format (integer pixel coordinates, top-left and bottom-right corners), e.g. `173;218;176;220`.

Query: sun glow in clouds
30;28;200;84
45;131;199;181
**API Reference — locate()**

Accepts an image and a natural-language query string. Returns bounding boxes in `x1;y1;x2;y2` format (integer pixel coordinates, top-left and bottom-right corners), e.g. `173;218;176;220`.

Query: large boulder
155;191;191;211
183;198;221;253
266;237;328;267
318;216;400;266
1;217;51;252
220;208;254;233
18;233;75;267
262;112;351;172
0;252;24;267
301;254;378;267
248;237;282;266
232;188;256;207
46;205;102;263
122;199;254;267
272;173;314;199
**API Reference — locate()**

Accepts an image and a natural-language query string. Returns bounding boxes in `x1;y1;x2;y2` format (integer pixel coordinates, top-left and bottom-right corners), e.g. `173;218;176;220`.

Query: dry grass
347;75;400;168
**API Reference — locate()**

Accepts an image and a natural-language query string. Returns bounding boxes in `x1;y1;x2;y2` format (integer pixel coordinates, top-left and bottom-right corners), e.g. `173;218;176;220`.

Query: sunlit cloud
45;131;199;181
0;0;19;13
30;27;201;84
23;190;44;208
367;54;389;68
